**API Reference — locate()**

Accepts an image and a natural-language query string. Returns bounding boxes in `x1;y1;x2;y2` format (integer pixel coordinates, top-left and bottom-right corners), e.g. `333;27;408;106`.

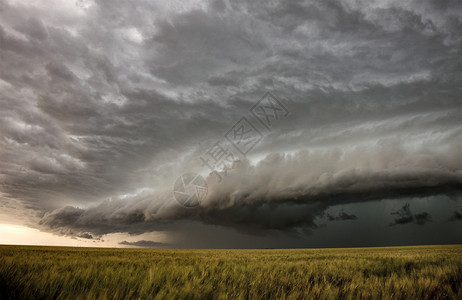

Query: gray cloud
119;240;171;248
390;203;432;226
1;0;461;247
448;211;462;222
326;211;358;221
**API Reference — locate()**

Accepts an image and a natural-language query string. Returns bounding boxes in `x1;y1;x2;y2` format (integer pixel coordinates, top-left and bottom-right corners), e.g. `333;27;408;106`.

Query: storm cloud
119;240;171;248
448;211;462;222
390;203;432;226
326;211;358;221
39;144;460;238
1;0;461;247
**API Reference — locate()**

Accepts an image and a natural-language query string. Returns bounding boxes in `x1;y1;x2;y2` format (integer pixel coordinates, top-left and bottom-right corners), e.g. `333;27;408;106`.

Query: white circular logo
173;173;207;208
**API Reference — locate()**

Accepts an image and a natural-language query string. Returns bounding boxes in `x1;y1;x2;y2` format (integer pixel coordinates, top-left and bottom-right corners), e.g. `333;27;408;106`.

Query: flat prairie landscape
0;245;461;299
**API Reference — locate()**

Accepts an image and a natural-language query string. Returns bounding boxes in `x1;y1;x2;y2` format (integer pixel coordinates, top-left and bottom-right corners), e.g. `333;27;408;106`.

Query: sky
0;0;461;248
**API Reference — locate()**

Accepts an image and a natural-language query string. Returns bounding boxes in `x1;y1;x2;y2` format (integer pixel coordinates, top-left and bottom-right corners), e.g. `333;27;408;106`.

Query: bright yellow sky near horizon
0;224;102;247
0;224;165;248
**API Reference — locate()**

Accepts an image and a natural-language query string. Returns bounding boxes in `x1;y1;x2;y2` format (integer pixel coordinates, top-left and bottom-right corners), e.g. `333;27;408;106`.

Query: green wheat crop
0;244;461;299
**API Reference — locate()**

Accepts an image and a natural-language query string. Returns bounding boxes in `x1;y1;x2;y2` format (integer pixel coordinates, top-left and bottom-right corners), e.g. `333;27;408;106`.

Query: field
0;245;461;299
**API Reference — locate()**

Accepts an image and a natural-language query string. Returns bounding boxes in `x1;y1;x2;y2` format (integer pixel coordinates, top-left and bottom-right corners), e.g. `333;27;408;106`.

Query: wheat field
0;244;461;299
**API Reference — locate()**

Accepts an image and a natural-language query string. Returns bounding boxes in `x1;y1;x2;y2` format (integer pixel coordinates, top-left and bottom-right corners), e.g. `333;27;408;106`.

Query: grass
0;244;461;299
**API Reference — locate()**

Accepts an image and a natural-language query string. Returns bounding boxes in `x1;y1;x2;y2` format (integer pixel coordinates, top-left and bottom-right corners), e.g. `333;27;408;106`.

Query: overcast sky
0;0;461;248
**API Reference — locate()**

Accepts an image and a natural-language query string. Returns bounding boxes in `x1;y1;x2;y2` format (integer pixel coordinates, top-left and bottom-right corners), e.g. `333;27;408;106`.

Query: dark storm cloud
39;144;460;238
119;240;171;248
77;232;95;239
390;203;432;226
448;211;462;222
326;211;357;221
1;0;461;246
